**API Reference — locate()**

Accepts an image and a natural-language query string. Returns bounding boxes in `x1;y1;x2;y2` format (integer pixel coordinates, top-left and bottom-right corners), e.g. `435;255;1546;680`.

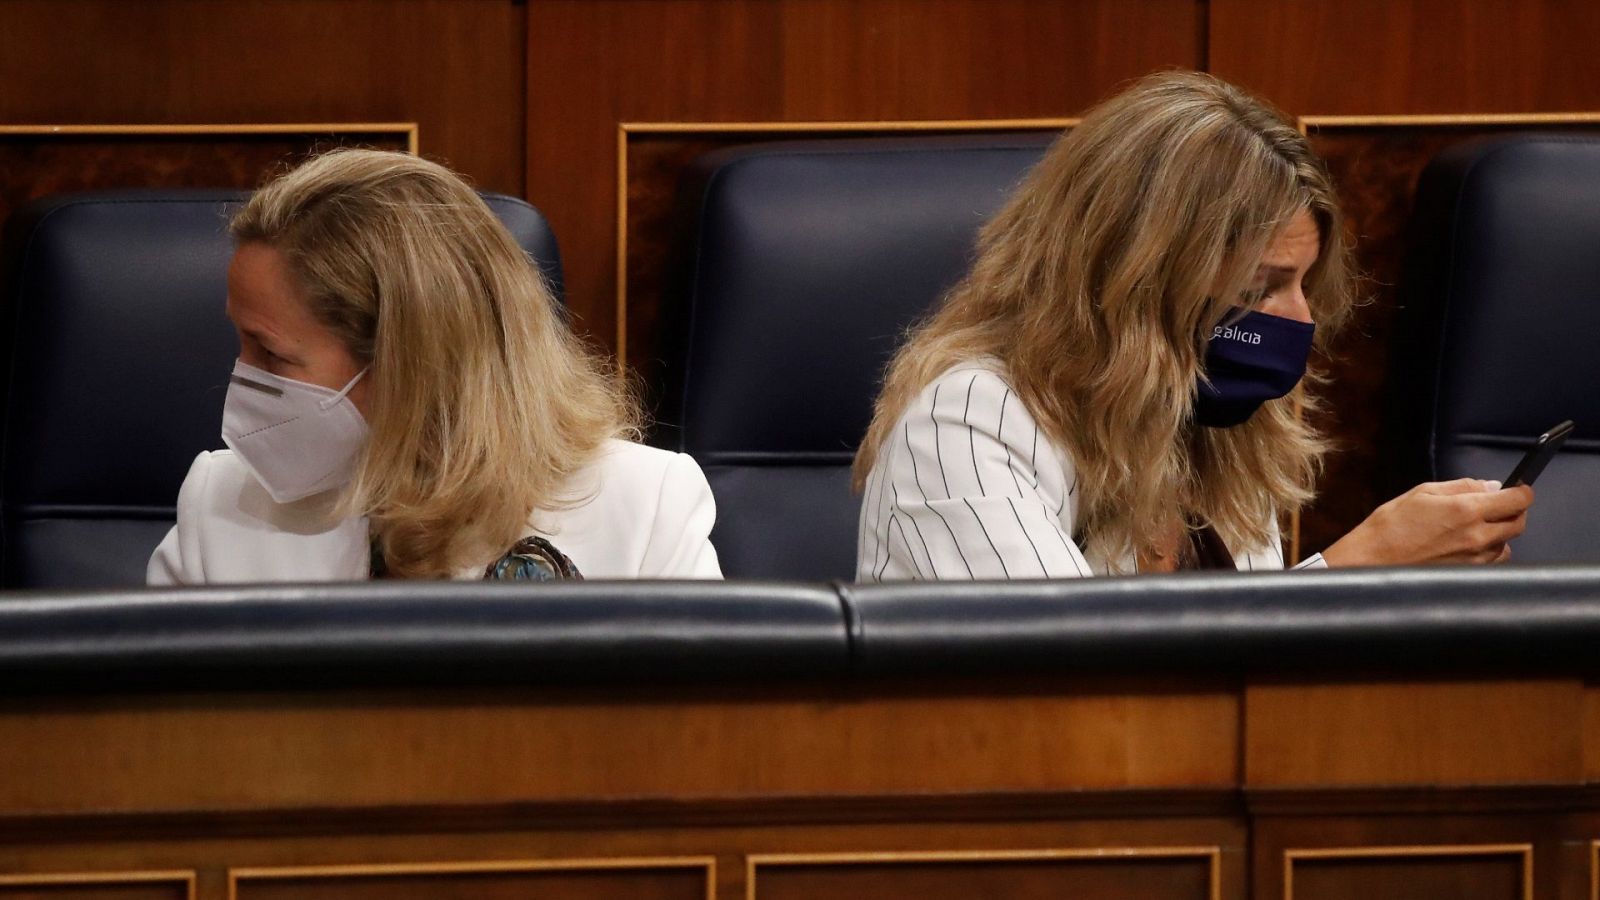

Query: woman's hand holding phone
1322;478;1534;567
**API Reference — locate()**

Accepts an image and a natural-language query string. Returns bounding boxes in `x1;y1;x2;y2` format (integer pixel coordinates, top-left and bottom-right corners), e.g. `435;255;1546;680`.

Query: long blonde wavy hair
854;71;1356;562
232;148;636;578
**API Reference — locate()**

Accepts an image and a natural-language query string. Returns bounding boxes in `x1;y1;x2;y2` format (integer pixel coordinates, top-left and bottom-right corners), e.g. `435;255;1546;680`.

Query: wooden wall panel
0;683;1236;816
1285;847;1529;900
1210;0;1600;115
749;850;1220;900
0;817;1245;900
528;0;1200;350
0;886;186;900
0;128;412;242
1251;815;1567;900
1245;680;1584;789
0;0;525;194
0;872;191;900
230;860;711;900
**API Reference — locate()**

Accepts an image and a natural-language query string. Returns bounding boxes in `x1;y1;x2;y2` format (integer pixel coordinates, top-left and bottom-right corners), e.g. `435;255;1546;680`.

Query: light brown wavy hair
232;148;637;578
853;71;1357;563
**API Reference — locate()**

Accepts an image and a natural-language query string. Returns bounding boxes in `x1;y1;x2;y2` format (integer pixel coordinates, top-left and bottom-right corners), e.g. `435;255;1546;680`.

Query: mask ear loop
317;368;369;412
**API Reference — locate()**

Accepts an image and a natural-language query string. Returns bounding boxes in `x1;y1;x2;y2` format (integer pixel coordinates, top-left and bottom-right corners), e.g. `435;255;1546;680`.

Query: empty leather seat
657;133;1054;580
0;189;563;588
1395;135;1600;563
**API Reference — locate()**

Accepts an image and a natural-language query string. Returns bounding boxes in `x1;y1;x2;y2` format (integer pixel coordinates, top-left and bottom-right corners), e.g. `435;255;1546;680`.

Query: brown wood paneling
1246;680;1584;788
1294;117;1600;554
231;860;709;900
0;891;180;900
750;850;1220;900
0;887;184;900
0;128;411;241
1251;815;1569;900
0;682;1236;817
0;1;524;194
0;817;1243;900
1583;686;1600;782
1210;0;1600;116
0;873;191;900
1285;847;1529;900
528;0;1199;351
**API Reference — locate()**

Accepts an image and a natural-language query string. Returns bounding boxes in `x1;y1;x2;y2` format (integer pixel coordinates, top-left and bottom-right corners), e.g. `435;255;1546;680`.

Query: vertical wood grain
0;0;525;194
1210;0;1600;116
1246;680;1584;788
528;0;1199;349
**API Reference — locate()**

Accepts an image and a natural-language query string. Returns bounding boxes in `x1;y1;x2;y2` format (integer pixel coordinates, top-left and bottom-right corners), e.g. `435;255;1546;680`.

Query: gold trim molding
0;122;420;154
614;117;1076;363
1590;839;1600;900
0;869;196;898
747;845;1221;900
228;856;715;900
1284;843;1533;900
1300;112;1600;130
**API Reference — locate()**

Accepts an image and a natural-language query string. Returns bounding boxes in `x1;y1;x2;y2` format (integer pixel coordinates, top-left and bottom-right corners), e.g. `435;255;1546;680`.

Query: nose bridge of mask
232;361;365;412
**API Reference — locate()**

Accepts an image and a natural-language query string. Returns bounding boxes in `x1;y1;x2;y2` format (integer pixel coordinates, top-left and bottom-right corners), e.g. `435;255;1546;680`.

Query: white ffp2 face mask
221;360;370;504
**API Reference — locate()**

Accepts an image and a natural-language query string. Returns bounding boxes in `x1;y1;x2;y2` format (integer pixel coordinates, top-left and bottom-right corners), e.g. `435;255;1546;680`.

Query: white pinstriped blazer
855;360;1327;581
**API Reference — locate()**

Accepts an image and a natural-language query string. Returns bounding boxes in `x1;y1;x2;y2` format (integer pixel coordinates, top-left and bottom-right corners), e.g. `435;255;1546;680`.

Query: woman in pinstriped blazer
853;72;1533;581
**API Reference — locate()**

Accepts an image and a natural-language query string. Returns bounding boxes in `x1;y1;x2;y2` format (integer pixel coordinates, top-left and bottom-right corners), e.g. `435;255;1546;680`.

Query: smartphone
1504;420;1574;488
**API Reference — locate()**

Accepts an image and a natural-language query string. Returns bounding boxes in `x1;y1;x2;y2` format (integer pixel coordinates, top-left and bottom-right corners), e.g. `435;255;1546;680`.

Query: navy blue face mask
1194;309;1315;428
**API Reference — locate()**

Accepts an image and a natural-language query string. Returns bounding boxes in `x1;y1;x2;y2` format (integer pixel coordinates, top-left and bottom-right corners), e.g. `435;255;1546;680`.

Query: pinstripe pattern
856;360;1326;581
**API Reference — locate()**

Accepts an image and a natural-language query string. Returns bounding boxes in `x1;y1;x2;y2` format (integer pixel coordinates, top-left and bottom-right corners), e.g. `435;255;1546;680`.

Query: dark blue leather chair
0;189;562;589
656;133;1055;580
1396;135;1600;563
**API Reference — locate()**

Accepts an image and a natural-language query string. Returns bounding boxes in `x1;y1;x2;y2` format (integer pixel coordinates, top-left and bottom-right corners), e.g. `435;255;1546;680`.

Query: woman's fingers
1475;484;1535;521
1417;478;1496;497
1474;544;1512;564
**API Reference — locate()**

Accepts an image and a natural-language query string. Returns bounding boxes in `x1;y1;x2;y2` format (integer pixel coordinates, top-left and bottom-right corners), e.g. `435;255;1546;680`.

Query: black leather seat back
0;189;563;588
1399;136;1600;562
659;134;1055;580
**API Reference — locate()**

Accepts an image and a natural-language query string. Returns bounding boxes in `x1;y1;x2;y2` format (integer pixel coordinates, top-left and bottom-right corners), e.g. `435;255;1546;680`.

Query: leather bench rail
3;566;1600;693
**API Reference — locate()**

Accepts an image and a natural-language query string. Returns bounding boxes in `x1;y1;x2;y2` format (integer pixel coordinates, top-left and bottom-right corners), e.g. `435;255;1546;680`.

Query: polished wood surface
229;860;712;900
528;0;1199;349
1210;0;1600;115
4;677;1600;899
1253;817;1568;900
748;850;1219;900
0;127;411;242
1245;680;1584;788
0;886;186;900
1285;846;1530;900
0;872;192;900
0;0;525;194
0;682;1236;815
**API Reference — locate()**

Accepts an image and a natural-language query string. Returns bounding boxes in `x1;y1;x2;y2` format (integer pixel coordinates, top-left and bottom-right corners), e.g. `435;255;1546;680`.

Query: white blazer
856;360;1327;581
149;439;722;584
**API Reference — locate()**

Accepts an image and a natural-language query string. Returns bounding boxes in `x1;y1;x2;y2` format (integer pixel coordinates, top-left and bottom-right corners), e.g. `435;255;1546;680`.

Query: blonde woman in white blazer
149;149;720;584
855;72;1532;581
